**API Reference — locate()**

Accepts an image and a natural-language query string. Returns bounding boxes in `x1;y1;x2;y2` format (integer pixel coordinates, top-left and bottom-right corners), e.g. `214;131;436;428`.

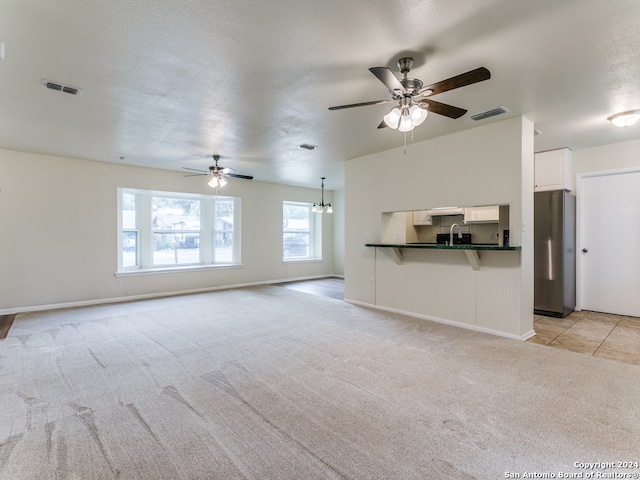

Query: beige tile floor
528;310;640;365
277;280;640;366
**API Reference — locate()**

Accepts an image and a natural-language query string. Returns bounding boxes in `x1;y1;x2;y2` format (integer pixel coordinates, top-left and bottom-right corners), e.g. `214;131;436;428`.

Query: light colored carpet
1;286;639;479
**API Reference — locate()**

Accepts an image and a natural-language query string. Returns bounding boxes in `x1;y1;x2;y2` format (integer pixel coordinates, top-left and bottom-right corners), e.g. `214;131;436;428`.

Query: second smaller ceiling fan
183;155;253;190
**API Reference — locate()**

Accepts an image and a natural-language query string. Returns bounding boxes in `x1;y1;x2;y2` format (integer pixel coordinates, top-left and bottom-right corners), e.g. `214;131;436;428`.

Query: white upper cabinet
423;207;464;216
412;210;433;225
534;148;573;191
463;205;500;224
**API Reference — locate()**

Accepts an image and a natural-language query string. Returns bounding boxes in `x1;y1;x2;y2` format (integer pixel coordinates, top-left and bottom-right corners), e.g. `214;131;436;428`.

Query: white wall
344;116;534;338
573;137;640;177
332;188;345;276
0;149;341;312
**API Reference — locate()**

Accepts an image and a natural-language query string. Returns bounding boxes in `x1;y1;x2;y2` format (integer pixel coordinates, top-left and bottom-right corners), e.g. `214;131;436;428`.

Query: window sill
116;263;243;277
282;258;323;264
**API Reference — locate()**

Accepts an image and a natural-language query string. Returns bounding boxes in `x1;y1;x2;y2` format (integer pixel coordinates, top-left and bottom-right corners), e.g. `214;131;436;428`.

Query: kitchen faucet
450;223;462;246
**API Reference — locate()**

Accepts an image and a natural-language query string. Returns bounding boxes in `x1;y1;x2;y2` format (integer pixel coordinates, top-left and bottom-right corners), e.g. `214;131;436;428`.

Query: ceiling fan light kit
384;103;429;132
608;109;640;127
208;175;227;189
183;155;253;190
329;56;491;133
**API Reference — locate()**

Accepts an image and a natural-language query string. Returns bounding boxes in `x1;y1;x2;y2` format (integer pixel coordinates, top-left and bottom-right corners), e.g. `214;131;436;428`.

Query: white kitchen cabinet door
463;206;499;224
412;210;432;225
534;148;572;191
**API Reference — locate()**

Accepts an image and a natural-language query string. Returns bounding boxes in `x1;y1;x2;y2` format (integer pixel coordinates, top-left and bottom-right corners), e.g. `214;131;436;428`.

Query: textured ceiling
2;0;640;189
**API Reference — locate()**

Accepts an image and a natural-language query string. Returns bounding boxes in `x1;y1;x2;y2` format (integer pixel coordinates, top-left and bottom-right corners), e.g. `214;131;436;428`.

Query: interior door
578;169;640;316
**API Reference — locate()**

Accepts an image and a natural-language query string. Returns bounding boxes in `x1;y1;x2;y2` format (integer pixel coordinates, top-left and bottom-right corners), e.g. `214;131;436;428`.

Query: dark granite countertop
364;243;521;251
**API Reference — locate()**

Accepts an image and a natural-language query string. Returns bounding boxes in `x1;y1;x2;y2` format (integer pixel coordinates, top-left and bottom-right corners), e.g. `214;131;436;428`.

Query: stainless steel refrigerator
534;190;576;317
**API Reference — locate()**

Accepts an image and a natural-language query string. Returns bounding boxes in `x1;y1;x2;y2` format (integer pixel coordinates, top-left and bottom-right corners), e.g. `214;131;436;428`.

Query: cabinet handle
582;248;588;253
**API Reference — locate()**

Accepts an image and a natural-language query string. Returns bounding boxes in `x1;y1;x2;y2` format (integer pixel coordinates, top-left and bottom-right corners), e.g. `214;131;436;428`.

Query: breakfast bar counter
365;243;520;251
364;243;520;269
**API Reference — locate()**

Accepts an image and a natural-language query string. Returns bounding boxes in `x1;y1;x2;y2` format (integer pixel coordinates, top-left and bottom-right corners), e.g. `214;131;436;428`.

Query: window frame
282;201;322;262
150;195;203;268
117;188;241;274
120;191;140;269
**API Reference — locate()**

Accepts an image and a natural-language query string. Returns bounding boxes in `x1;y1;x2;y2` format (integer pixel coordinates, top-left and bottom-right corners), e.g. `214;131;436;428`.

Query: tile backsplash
414;215;500;244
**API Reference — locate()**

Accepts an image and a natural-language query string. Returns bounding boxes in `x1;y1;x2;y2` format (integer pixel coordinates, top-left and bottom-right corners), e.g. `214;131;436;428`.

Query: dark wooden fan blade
183;173;208;177
329;99;395;110
418;99;467;119
419;67;491;96
369;67;406;95
228;173;253;180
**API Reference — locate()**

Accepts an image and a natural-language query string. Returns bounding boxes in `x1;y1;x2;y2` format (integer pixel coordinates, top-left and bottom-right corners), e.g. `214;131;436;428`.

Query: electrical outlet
115;278;121;286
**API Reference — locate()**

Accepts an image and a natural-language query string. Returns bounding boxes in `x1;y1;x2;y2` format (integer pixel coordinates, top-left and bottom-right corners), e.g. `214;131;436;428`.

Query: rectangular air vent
62;86;80;95
470;106;509;121
42;80;82;96
297;143;318;150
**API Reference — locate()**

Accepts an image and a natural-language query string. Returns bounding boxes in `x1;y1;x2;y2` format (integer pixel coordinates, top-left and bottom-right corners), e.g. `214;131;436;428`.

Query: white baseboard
344;298;534;341
520;329;536;341
0;282;260;315
1;275;344;316
265;273;344;285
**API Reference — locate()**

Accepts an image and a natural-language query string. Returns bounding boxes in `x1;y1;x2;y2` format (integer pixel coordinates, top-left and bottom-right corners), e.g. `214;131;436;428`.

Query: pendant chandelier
312;177;333;213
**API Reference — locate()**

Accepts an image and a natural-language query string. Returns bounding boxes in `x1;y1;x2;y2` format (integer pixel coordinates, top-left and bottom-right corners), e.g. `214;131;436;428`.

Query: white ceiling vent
470;106;509;121
42;80;83;96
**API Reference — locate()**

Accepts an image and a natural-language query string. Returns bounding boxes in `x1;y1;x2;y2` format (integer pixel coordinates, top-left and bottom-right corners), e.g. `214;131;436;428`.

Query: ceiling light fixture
383;98;428;132
312;177;333;214
608;109;640;127
208;174;227;190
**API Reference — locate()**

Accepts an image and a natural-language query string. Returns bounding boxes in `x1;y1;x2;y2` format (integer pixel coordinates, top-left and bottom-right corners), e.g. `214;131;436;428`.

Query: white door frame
576;166;640;312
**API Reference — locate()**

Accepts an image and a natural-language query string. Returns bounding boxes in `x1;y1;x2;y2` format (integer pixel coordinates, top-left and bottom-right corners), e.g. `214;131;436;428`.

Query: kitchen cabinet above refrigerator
534;148;573;192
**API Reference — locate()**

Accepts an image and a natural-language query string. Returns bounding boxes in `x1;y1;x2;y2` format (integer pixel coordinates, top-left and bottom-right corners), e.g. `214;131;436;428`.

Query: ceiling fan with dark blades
328;57;490;132
184;154;253;189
